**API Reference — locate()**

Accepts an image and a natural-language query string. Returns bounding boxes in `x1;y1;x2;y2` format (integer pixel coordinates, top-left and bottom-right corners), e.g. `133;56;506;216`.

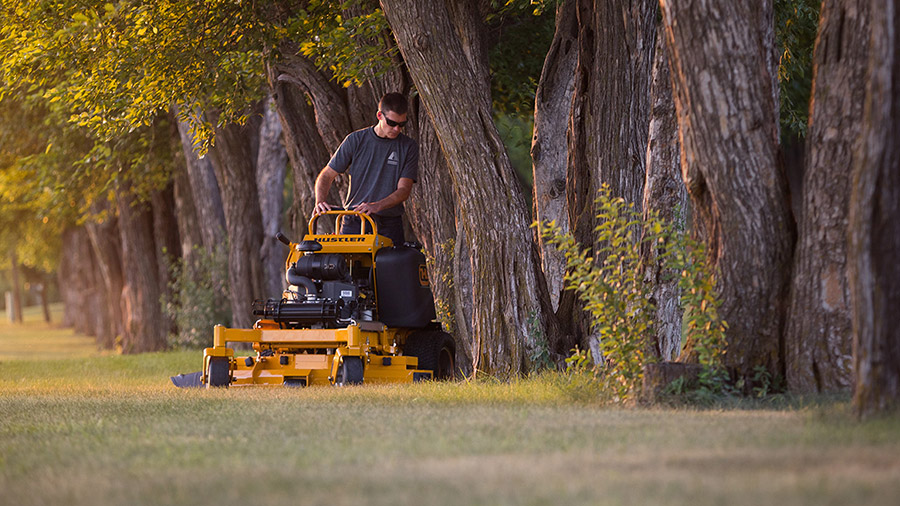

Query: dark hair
379;93;409;115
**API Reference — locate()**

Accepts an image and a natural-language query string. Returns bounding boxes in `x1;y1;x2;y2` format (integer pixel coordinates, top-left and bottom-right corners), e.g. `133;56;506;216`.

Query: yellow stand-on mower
171;210;455;388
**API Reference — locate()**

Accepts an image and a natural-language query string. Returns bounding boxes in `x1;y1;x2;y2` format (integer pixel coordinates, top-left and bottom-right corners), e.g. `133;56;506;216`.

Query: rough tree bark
382;0;558;374
587;0;656;207
170;147;203;268
58;227;102;338
84;203;124;349
174;111;227;255
563;0;657;361
151;183;181;337
660;0;795;379
562;0;601;360
531;0;577;314
642;25;687;362
267;61;336;236
7;246;23;323
205;118;266;329
267;50;382;235
256;94;289;298
786;0;869;393
115;182;166;353
274;51;352;154
405;97;474;374
848;0;900;418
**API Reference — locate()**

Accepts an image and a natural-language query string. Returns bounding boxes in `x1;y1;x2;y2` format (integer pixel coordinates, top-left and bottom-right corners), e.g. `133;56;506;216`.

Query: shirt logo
387;152;399;165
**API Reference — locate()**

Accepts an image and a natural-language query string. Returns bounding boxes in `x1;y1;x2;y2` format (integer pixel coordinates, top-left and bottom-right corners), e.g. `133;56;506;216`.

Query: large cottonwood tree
642;25;686;362
404;98;475;373
115;180;166;352
848;0;900;417
382;0;558;375
532;0;577;313
660;0;795;379
785;0;869;392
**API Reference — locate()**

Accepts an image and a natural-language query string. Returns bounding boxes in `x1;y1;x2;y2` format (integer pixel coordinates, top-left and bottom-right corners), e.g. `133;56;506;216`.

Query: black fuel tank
374;246;436;328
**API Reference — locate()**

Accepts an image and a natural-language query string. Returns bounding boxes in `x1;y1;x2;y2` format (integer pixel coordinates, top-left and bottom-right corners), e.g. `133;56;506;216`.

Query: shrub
162;244;232;349
536;185;727;403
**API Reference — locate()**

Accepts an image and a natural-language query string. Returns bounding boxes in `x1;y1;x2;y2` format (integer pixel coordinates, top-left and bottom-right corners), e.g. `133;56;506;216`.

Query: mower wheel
405;331;456;380
206;357;231;388
335;357;364;385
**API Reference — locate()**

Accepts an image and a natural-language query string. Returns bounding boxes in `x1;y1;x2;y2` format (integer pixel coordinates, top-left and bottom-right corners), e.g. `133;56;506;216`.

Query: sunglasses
379;110;408;128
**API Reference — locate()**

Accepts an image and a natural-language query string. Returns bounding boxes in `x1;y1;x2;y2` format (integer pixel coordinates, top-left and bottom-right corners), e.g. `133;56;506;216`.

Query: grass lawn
2;306;900;505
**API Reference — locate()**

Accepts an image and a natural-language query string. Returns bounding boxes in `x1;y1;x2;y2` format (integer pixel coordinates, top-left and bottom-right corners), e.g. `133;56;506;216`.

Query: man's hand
313;201;333;215
354;202;381;215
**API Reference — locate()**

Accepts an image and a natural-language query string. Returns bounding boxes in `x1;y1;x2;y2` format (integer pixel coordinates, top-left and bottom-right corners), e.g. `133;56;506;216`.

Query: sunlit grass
0;303;102;360
2;308;900;506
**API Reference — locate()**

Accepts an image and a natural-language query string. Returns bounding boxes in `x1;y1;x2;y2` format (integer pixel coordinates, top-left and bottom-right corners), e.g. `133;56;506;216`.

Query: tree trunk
205;118;266;329
562;0;657;361
661;0;795;379
58;227;98;336
7;246;23;323
404;96;474;374
169;114;203;267
256;94;289;298
151;183;181;337
274;51;352;154
38;279;50;323
267;54;357;236
848;0;900;418
642;25;687;362
267;62;335;237
116;182;166;353
174;109;227;255
532;0;577;314
382;0;558;375
588;0;656;207
786;0;869;393
84;204;124;349
562;0;601;360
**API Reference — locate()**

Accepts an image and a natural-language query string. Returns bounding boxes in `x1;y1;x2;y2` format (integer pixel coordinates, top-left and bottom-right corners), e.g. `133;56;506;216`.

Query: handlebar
307;209;379;236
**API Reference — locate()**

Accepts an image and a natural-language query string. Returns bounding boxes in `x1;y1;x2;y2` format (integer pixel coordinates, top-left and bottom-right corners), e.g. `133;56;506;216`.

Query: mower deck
203;321;435;387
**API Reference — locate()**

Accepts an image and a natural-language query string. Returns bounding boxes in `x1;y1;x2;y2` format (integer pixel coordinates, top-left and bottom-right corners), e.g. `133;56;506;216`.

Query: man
313;92;417;246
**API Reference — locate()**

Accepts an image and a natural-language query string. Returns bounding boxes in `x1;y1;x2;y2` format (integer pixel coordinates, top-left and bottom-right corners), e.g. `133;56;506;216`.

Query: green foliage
163;245;231;349
671;229;729;393
495;113;535;209
537;185;728;403
488;2;556;115
1;0;270;149
426;239;456;337
288;0;397;87
775;0;820;138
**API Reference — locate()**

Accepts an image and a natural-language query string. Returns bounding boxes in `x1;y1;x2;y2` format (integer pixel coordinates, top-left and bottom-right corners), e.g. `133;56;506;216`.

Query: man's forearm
314;167;339;214
357;178;413;215
315;175;330;204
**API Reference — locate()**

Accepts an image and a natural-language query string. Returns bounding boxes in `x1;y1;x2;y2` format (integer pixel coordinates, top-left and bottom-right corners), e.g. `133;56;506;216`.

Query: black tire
206;357;231;388
405;331;456;380
335;356;364;385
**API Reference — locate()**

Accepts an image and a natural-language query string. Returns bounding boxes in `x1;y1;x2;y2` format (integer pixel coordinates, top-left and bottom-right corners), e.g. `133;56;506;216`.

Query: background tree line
0;0;897;416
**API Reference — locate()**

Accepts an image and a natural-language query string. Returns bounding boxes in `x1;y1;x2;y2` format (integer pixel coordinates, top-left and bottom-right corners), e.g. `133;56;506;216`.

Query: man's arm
314;166;340;214
355;177;414;215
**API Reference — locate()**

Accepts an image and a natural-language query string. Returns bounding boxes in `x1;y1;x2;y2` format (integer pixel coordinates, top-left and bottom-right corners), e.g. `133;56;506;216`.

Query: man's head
375;92;409;139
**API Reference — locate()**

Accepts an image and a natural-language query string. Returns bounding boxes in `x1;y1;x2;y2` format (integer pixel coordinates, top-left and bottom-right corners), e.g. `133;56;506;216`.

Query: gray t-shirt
327;127;418;217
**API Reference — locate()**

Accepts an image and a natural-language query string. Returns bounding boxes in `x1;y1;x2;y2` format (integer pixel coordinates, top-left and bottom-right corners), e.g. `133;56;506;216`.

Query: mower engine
253;251;374;328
